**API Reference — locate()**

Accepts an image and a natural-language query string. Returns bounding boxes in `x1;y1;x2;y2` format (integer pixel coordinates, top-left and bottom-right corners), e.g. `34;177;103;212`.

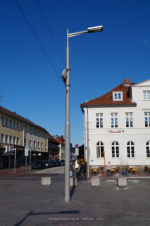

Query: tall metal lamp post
85;100;90;178
62;25;103;203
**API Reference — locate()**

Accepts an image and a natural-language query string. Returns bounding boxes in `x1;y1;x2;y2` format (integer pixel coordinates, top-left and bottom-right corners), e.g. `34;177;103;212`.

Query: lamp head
88;25;103;33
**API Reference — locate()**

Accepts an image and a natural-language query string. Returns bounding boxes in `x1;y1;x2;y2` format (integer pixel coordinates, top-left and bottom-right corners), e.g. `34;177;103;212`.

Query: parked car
44;160;52;168
32;160;46;169
60;160;65;166
55;160;62;166
50;160;58;167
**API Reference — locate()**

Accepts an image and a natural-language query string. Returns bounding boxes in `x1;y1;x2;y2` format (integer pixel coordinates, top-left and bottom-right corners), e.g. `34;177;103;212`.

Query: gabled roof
0;106;48;133
80;82;137;108
48;134;59;144
54;136;65;144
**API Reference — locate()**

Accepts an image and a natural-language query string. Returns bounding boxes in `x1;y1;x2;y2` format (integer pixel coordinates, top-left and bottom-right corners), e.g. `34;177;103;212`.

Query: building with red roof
80;78;150;169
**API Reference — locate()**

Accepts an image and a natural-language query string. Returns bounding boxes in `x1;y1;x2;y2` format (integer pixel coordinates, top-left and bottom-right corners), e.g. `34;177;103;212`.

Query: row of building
81;78;150;168
0;106;74;169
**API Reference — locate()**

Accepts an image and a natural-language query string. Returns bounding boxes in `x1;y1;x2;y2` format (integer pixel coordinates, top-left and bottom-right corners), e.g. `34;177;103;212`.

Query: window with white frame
143;91;150;100
113;92;123;101
17;122;20;130
1;134;4;143
6;118;9;127
112;142;119;157
38;142;40;149
34;141;36;148
146;141;150;157
10;120;13;128
2;116;5;126
13;137;16;145
145;112;150;127
126;113;133;127
41;143;43;149
14;121;16;130
10;136;12;144
111;113;118;128
5;135;9;144
96;142;104;158
17;137;20;145
127;141;135;158
96;113;103;128
45;144;47;149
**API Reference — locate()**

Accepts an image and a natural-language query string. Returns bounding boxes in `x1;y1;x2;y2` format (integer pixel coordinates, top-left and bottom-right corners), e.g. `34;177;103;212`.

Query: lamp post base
64;195;70;202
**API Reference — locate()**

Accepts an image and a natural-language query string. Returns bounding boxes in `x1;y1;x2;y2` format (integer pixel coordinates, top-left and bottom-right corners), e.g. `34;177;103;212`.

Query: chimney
124;78;130;85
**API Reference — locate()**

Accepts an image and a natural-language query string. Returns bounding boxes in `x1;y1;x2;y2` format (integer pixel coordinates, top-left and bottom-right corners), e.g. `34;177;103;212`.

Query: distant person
70;162;73;177
76;164;81;179
107;161;111;176
80;162;86;179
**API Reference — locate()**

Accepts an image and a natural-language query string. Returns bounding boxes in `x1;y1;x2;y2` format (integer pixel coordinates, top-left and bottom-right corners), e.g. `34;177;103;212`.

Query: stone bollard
91;177;100;186
117;177;127;188
41;177;51;186
70;177;77;187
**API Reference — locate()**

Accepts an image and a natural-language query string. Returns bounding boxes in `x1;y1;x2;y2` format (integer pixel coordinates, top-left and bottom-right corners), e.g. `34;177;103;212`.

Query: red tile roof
80;83;137;107
54;136;65;144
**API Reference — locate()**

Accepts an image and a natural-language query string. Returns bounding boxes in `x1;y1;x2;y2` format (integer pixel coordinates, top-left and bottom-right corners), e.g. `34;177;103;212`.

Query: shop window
127;141;134;158
96;141;104;158
112;141;119;158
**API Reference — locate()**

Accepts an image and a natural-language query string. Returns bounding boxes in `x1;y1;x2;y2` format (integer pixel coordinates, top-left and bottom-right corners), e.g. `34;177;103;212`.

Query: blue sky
0;0;150;146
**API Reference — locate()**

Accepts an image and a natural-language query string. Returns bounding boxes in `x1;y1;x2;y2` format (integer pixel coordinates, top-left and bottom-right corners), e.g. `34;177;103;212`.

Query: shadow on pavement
70;186;76;200
14;210;80;226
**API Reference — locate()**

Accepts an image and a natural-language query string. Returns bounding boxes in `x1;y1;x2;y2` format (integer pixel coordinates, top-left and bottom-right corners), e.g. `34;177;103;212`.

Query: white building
80;78;150;168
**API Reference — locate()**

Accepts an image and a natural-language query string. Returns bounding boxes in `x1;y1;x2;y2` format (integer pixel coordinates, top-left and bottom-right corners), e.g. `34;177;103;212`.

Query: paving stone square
0;171;150;226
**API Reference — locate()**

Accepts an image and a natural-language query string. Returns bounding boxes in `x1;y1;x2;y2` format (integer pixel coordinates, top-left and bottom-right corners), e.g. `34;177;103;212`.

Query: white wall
83;80;150;166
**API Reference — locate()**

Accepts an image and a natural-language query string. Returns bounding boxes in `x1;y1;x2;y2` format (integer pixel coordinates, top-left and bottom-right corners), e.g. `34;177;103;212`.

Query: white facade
82;79;150;167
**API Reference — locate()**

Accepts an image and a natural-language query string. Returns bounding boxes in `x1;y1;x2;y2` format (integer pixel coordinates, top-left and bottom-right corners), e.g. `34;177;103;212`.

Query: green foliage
118;157;129;172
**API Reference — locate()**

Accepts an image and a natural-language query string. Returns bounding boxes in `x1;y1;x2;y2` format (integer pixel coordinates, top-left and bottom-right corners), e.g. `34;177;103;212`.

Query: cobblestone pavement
0;174;150;226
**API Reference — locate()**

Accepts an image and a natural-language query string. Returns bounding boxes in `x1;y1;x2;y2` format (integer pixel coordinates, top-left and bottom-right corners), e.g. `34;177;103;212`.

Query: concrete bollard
70;177;77;187
118;177;127;187
41;177;51;186
91;177;100;186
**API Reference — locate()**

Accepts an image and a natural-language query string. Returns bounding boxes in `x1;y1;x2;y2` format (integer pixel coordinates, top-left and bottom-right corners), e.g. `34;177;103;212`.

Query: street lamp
62;25;103;203
85;100;90;178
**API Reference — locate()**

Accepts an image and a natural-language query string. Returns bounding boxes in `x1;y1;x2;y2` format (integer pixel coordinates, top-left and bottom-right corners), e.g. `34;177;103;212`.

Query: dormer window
113;92;123;101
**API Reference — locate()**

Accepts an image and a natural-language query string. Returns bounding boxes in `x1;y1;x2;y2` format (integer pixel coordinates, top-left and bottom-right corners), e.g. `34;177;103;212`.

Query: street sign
25;148;28;156
75;148;79;156
75;143;79;148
